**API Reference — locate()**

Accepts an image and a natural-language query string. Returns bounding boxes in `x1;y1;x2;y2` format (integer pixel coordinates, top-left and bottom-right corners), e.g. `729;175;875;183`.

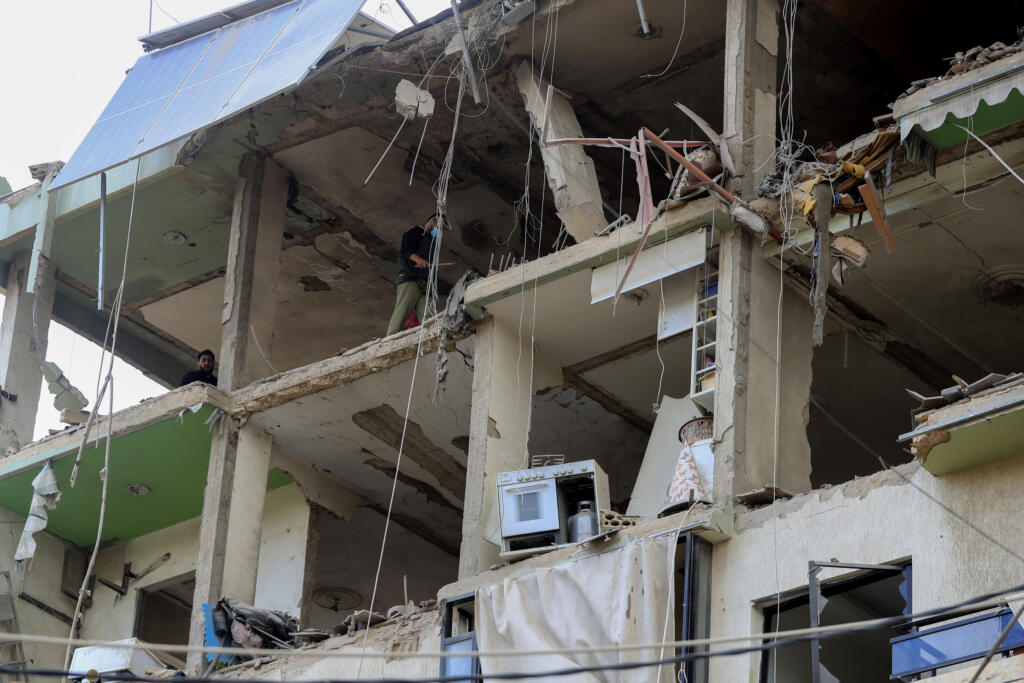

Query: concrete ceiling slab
249;337;476;552
275;126;517;277
138;231;404;374
52;169;234;305
505;0;724;99
139;277;225;362
839;179;1024;376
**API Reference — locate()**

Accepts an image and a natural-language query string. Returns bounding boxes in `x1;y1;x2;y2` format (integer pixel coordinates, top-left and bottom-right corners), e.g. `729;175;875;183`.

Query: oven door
499;479;560;537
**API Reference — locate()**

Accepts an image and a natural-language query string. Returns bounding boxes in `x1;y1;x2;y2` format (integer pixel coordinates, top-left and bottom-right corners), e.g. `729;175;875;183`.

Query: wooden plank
858;173;897;254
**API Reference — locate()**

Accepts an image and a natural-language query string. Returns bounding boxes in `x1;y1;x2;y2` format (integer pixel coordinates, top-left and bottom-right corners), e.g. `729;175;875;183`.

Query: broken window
759;561;911;683
440;593;479;682
134;573;195;669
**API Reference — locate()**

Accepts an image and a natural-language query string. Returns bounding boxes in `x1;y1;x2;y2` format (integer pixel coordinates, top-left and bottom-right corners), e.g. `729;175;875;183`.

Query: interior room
249;335;474;621
306;507;458;629
799;172;1024;487
483;227;716;518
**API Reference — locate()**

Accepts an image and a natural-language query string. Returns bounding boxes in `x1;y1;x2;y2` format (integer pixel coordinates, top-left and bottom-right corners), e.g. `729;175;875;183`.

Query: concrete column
187;419;273;672
722;0;779;198
714;0;813;500
0;250;55;454
219;152;287;391
515;62;606;242
458;317;562;578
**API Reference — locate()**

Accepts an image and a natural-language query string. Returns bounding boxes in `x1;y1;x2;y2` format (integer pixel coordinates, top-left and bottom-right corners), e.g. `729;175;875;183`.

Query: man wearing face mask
386;214;445;336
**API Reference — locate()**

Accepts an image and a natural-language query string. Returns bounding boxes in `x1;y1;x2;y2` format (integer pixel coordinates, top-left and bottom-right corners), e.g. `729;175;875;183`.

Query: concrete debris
59;409;90;426
736;484;794;508
907;372;1024;413
899;36;1024;97
394;79;435;120
28;161;64;181
41;361;88;412
600;509;640;531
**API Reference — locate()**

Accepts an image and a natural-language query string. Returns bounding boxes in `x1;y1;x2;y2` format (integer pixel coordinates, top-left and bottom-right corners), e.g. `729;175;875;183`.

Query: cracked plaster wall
709;456;1024;681
529;386;647;508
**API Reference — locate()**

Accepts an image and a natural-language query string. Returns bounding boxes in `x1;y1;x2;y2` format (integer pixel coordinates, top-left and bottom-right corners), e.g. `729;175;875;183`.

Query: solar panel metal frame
51;0;368;191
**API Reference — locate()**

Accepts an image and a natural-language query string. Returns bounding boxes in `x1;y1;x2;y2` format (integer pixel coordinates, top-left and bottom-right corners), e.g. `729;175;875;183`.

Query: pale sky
0;0;448;440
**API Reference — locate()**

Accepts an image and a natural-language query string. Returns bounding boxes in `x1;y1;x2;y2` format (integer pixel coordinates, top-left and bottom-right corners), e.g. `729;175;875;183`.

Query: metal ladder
0;571;27;683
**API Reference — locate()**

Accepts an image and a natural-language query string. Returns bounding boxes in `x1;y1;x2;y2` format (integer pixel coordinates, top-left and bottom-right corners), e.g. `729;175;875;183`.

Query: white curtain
476;535;677;683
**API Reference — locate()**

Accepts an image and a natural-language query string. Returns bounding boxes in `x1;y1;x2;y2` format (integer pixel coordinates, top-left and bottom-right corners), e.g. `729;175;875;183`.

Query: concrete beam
562;373;653;432
463;197;731;316
270;447;364;521
51;291;193;388
352;404;467;503
230;319;471;415
514;62;606;242
0;251;54;454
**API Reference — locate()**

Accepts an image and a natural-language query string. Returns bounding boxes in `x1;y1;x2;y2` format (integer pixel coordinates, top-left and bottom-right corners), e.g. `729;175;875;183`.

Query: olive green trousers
386;280;426;336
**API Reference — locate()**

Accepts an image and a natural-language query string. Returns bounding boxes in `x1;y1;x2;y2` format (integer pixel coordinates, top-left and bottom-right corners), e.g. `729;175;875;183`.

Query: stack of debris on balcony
204;598;306;669
904;372;1024;465
900;31;1024;96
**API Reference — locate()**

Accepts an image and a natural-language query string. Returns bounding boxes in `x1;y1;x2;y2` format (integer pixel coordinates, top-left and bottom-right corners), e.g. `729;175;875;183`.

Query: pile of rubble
902;33;1024;97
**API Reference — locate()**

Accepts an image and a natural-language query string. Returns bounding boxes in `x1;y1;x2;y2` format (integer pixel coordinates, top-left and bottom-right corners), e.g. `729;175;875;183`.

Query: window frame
440;592;480;682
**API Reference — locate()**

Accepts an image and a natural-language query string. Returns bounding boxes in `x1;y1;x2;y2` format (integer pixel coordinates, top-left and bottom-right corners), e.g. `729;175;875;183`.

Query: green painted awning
0;405;290;547
894;53;1024;150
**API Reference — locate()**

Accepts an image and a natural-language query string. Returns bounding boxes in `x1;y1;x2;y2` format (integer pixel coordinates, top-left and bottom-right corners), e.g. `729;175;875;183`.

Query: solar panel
52;0;368;191
52;32;215;191
220;0;364;118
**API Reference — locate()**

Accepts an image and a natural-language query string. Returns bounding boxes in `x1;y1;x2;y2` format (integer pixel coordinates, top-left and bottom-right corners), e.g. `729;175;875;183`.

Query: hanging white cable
60;158;143;681
11;583;1024;661
356;71;468;679
953;122;1024;187
641;0;687;79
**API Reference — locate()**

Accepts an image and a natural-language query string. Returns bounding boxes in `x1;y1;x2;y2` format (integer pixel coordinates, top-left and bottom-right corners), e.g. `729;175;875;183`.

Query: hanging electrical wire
60;158;143;683
9;579;1024;682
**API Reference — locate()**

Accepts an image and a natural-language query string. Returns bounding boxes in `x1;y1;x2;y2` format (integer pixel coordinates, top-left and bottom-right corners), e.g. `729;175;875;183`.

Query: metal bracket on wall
61;574;95;610
96;562;134;597
807;561;906;683
19;592;75;626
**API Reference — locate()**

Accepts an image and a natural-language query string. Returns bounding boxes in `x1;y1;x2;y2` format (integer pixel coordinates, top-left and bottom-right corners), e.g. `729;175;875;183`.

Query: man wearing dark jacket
386;215;443;336
179;349;218;387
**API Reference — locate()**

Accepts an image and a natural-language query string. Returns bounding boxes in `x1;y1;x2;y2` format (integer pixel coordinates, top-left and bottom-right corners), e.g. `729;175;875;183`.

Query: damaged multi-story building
3;0;1024;681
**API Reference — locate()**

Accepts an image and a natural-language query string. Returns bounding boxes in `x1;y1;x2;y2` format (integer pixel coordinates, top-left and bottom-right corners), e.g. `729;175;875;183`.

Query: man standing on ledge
386;215;446;336
180;349;218;387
